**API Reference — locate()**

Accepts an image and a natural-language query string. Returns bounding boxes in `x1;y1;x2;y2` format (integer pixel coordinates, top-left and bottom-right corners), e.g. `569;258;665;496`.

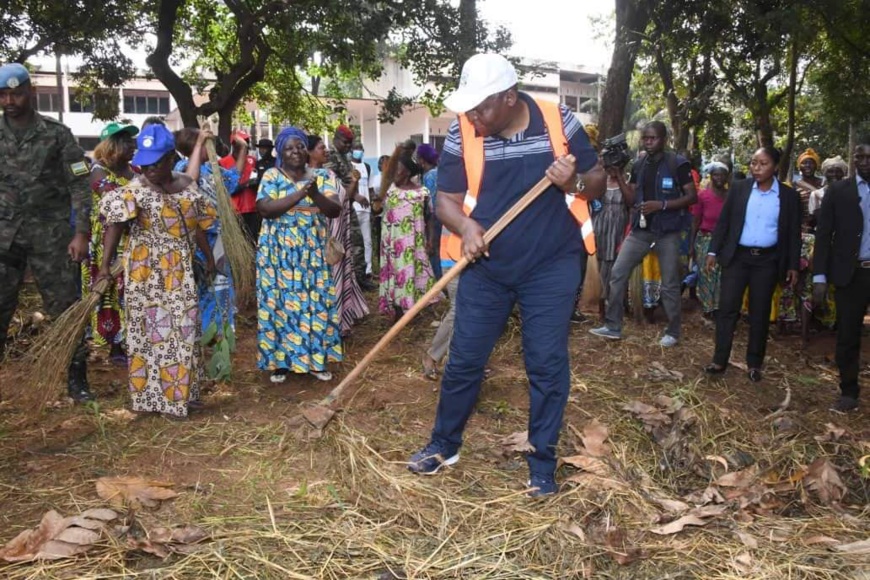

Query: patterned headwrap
797;148;821;169
821;155;848;175
274;126;309;168
584;123;600;151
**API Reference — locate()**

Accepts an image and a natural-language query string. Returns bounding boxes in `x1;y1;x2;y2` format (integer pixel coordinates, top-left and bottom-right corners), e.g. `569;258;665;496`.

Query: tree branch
146;0;196;124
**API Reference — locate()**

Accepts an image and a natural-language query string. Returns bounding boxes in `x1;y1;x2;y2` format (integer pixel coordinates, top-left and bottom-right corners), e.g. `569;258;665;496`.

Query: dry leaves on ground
96;476;178;509
126;525;209;559
500;431;535;455
814;423;848;443
647;361;684;382
580;419;610;457
0;508;118;562
649;504;728;535
590;526;648;566
560;419;612;478
803;458;847;505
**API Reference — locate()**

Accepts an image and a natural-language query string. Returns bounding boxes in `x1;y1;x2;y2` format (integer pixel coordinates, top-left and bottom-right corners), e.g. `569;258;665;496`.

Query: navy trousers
430;252;581;476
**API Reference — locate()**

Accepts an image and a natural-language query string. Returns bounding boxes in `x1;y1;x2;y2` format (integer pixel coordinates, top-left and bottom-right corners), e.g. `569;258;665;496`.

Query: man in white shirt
351;142;375;284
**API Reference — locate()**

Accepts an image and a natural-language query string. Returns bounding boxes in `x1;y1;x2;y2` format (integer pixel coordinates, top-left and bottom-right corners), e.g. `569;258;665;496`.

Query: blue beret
0;63;31;89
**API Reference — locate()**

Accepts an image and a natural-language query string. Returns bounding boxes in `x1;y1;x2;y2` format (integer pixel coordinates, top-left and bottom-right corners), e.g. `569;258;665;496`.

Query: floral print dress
378;183;438;316
100;181;216;417
81;164;137;348
256;168;343;373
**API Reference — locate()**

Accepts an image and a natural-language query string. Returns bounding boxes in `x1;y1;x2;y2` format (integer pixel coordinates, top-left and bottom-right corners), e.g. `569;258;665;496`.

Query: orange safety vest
439;99;596;262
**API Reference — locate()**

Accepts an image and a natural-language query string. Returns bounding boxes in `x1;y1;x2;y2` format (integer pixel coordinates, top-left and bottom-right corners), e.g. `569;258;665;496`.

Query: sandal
187;400;204;411
270;369;289;384
748;368;763;383
310;370;333;382
422;354;440;381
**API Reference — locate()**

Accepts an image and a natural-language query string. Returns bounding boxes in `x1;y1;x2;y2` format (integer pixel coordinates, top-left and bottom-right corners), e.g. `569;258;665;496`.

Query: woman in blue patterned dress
256;127;343;384
173;128;240;338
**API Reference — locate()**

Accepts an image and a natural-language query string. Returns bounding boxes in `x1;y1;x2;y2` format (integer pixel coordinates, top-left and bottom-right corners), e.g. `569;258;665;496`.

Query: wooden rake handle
317;158;572;407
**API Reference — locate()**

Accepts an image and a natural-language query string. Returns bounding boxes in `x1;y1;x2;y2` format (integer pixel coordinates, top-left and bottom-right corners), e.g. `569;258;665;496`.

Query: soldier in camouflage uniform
0;63;94;402
325;125;376;291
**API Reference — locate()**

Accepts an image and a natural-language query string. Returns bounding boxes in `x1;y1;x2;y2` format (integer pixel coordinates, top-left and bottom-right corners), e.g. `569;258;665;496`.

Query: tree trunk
457;0;478;66
599;0;649;139
54;50;64;123
779;38;799;182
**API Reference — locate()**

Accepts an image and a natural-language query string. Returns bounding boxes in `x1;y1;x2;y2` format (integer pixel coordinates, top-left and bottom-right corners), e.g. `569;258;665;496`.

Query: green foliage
1;0;144;121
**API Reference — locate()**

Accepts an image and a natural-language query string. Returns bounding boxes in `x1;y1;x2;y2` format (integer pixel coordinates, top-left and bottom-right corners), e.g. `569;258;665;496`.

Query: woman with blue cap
96;124;216;419
81;122;140;364
256;127;343;384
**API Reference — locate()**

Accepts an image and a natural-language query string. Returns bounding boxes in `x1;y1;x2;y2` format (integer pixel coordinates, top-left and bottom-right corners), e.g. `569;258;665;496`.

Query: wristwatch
572;174;586;194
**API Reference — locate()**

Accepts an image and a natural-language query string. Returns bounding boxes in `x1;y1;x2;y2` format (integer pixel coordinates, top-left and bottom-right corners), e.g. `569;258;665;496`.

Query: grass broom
198;118;256;304
19;259;124;410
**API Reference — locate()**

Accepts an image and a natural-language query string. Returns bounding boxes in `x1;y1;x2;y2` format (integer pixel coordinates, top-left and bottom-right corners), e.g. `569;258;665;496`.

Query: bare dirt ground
0;286;868;579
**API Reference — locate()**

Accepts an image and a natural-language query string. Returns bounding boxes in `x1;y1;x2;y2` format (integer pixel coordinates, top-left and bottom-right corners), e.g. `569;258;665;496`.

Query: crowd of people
1;52;868;494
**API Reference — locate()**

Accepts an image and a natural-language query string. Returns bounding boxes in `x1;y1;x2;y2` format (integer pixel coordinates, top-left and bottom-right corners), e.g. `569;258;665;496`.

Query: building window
68;90;117;114
34;91;62;113
563;95;579;112
123;92;170;115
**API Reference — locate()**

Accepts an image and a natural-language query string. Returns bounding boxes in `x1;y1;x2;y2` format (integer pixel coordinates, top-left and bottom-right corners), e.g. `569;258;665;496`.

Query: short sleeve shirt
436;93;597;283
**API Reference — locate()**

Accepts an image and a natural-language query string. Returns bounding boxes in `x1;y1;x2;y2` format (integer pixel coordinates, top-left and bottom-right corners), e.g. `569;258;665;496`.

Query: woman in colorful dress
308;135;369;336
794;148;824;220
595;163;630;319
256;127;343;384
173;128;241;338
691;162;729;318
378;148;438;320
97;124;216;419
82;122;139;363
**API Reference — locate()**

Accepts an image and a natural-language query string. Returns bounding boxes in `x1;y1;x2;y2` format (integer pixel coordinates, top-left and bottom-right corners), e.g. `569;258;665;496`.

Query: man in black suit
813;138;870;413
705;147;801;382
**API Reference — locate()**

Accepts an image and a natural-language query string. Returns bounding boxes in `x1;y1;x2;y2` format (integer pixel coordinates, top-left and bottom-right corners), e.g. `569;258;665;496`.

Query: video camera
601;133;631;169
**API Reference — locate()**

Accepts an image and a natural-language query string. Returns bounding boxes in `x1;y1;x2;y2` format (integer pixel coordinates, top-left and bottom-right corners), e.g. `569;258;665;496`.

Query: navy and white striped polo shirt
437;92;597;283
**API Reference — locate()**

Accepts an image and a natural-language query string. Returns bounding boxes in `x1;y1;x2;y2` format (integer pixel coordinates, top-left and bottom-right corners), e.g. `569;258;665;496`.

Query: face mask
351;150;363;161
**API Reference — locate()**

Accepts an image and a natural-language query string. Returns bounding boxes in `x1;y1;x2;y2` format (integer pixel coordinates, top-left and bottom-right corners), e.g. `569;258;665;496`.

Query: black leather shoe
704;363;726;375
67;361;95;403
748;368;763;383
830;396;859;414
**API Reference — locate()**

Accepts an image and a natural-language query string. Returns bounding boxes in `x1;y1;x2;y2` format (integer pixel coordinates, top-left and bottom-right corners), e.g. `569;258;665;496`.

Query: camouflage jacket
0;112;91;252
325;148;353;187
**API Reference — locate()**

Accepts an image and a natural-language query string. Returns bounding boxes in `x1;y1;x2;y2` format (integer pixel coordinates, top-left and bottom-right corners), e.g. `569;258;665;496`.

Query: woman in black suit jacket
704;147;801;382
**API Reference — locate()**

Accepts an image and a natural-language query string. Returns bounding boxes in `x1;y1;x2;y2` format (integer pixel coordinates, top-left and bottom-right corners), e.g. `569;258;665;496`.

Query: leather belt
738;245;776;256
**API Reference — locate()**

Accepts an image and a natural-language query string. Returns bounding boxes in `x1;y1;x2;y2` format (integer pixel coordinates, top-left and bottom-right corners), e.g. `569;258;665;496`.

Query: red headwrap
336;125;355;141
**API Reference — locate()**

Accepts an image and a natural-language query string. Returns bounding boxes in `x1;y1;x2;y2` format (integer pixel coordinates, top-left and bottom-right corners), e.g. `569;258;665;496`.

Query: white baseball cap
443;53;518;113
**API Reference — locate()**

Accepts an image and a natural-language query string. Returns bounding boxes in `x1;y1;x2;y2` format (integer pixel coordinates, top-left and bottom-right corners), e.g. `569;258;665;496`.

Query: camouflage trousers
348;208;367;281
0;229;87;363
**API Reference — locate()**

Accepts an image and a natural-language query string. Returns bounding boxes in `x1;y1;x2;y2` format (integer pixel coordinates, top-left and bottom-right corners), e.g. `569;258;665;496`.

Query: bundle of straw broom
198;118;255;303
20;259;124;410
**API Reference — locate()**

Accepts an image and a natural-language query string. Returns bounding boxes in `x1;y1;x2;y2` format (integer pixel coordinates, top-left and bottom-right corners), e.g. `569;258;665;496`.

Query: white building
27;69;177;152
302;58;601;160
25;57;601;160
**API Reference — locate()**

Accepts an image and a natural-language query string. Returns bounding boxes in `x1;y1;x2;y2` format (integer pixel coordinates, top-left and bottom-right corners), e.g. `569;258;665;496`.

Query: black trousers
834;268;870;399
713;248;779;368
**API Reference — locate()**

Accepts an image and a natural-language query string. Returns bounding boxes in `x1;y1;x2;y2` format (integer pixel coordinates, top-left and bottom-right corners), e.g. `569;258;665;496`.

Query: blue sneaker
527;474;559;497
589;326;621;340
408;442;459;475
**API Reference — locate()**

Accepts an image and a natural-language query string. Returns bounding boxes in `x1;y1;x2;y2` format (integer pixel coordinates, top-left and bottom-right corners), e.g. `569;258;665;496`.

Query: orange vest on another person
439;99;595;262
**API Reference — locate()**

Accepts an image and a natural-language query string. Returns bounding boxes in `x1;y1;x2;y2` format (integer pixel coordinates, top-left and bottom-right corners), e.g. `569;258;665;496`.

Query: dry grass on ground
0;288;868;579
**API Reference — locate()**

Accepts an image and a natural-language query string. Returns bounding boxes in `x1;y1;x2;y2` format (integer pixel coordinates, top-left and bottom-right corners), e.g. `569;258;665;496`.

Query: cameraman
590;121;697;346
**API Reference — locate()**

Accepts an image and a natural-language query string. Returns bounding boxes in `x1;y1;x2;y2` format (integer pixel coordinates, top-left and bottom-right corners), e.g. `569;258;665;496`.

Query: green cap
100;122;139;142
